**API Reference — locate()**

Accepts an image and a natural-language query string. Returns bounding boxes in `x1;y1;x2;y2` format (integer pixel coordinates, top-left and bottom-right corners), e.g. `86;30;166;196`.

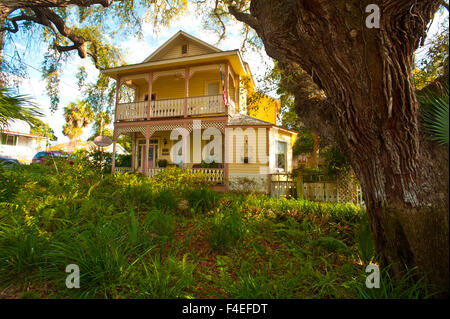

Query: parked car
32;151;74;165
0;156;20;168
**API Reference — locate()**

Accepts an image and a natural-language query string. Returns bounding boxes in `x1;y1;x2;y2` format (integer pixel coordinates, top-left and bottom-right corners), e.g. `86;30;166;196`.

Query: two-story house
102;31;297;192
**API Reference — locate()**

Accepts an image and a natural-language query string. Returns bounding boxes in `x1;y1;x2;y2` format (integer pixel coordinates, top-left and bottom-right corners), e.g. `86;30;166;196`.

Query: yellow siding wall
150;38;215;61
247;97;278;124
189;71;223;97
137;70;228;101
226;127;269;173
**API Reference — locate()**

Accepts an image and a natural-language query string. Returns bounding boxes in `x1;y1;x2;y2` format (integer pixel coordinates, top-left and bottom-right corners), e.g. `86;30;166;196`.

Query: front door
137;141;158;172
148;145;155;169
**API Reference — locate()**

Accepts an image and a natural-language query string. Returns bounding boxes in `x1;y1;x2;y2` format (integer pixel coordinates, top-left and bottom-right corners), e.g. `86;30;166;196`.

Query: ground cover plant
0;158;438;299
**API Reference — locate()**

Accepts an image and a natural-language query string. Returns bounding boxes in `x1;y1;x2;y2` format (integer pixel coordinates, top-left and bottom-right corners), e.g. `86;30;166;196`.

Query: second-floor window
144;94;157;101
207;82;219;96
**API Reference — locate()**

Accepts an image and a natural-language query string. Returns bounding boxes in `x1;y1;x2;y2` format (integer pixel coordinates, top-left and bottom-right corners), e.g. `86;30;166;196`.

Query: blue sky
3;6;448;145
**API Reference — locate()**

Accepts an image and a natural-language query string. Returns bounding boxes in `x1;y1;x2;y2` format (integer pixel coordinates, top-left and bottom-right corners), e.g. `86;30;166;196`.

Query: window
1;134;17;146
207;82;219;95
138;139;158;145
275;140;287;171
181;44;188;54
144;94;156;101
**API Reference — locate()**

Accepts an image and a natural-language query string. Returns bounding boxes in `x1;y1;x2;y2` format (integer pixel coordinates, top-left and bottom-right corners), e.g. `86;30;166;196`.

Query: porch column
114;77;121;122
147;72;153;120
144;127;150;176
224;63;229;114
266;128;271;194
111;139;117;173
131;132;136;170
184;67;189;118
182;122;189;169
236;75;240;113
224;123;229;189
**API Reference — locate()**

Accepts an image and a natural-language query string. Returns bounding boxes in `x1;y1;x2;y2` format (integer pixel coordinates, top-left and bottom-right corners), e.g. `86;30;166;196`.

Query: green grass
0;160;436;298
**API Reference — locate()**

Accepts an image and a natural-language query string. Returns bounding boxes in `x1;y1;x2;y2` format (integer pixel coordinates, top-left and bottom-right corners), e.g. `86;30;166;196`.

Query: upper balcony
114;63;238;122
116;94;237;121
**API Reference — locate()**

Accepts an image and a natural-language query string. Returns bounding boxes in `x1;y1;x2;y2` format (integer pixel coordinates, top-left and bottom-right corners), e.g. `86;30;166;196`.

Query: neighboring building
49;141;129;155
102;31;297;192
0;120;48;163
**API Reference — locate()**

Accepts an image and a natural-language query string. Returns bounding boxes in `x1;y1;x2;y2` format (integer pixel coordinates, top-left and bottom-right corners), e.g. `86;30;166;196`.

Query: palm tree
0;87;43;129
93;111;111;137
62;99;94;150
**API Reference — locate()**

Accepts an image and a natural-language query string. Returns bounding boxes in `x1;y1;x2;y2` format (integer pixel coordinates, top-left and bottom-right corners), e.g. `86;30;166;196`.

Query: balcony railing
116;101;148;121
115;94;230;121
187;95;225;115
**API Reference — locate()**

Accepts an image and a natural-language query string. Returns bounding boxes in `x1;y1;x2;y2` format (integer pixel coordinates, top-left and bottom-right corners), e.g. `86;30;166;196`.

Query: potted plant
157;159;168;168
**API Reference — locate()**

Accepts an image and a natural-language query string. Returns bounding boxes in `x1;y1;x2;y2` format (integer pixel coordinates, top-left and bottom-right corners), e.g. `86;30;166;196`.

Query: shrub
184;187;220;214
208;205;246;253
134;254;195;298
142;209;176;242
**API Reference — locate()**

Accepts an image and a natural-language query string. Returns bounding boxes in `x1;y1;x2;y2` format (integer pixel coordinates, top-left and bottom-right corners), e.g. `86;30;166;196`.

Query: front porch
111;120;227;186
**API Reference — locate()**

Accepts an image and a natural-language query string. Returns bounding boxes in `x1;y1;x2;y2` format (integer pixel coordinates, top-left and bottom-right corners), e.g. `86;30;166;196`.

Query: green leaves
62;99;94;142
0;88;43;129
420;85;449;145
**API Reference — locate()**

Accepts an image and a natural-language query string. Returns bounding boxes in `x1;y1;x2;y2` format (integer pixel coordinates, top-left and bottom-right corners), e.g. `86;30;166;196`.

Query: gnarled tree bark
230;0;449;293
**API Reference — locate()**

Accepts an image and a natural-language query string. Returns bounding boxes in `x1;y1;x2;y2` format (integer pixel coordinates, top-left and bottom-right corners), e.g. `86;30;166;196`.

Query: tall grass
0;161;438;298
208;204;246;253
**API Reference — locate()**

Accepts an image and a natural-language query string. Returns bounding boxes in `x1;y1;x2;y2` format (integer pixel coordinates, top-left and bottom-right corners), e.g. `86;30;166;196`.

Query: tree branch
0;1;111;9
227;4;260;33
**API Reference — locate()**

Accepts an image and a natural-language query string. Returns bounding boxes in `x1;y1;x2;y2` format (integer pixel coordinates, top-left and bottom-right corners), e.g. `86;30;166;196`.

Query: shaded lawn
0;161;431;299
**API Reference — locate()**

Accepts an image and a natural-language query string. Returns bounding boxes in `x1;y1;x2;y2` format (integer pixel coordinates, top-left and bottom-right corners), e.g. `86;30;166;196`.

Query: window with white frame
275;140;287;172
1;134;17;146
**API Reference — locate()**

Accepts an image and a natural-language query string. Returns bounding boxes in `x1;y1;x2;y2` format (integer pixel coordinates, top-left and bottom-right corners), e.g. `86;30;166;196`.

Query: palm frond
0;88;43;130
419;85;449;145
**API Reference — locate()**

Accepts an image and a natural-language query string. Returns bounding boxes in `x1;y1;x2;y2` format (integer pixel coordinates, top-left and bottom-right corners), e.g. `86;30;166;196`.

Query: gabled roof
143;30;222;63
227;114;273;126
101;30;251;82
227;114;298;136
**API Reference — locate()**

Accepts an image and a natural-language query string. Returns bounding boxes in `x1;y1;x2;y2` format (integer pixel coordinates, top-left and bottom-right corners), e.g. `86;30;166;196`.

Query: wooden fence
270;172;364;207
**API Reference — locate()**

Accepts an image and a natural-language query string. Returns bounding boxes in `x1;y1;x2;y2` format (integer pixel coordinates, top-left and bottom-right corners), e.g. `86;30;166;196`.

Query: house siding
149;38;215;62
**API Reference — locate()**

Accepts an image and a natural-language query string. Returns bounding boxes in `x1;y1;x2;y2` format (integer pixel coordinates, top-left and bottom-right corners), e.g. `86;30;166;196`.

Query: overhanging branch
227;4;260;33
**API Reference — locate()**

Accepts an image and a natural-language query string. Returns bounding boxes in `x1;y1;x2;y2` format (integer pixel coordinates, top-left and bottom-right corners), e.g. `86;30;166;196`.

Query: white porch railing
115;167;134;173
115;95;230;121
187;95;225;115
191;168;224;184
148;168;165;178
116;101;148;121
228;99;236;116
146;167;224;184
151;98;184;118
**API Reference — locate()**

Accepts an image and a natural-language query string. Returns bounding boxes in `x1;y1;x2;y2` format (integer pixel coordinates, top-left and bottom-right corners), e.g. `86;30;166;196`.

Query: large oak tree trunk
230;0;449;293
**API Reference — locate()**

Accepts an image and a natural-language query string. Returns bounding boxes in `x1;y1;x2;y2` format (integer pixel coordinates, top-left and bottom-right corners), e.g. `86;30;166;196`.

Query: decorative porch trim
187;121;225;133
114;126;146;139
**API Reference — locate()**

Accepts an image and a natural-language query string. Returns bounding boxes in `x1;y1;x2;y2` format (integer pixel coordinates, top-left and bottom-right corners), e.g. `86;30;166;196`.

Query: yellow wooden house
102;31;297;192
